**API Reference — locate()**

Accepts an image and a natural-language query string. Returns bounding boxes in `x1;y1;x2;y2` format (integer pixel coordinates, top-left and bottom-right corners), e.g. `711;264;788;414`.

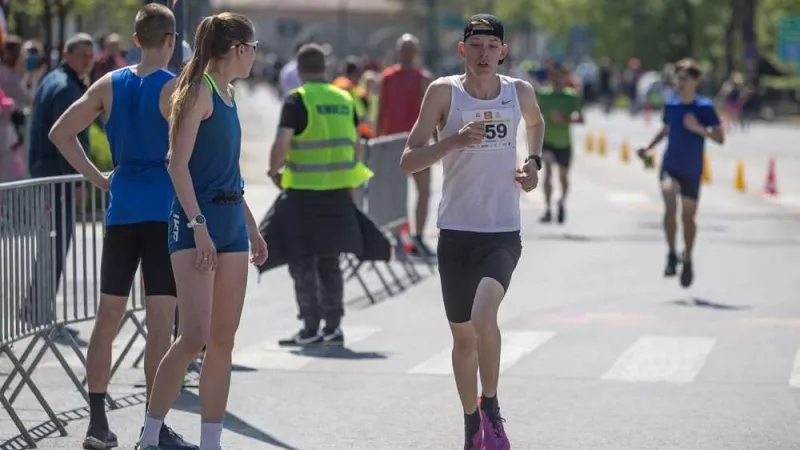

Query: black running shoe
278;329;322;347
322;328;345;346
82;423;118;449
557;202;566;224
159;424;198;450
410;236;435;257
680;258;694;288
540;210;552;223
664;252;679;277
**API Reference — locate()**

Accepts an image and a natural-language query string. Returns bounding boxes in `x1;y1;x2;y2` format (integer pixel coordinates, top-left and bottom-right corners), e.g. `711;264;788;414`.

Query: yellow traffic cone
598;133;607;156
620;139;631;164
701;152;712;184
734;160;747;193
585;132;595;153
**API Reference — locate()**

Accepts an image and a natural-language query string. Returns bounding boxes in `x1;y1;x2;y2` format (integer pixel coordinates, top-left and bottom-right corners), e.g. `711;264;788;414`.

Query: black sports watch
525;154;543;171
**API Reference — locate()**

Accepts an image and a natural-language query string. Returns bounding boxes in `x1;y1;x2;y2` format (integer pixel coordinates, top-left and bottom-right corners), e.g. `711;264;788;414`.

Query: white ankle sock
139;414;163;445
200;419;223;450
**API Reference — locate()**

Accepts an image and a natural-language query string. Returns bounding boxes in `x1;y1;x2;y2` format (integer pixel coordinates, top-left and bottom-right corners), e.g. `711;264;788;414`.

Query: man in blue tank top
49;4;198;450
638;58;724;288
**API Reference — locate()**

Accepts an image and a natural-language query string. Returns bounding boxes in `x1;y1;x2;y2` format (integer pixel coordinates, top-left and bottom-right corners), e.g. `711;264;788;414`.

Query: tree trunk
682;0;695;57
724;0;740;76
741;0;758;85
43;1;54;69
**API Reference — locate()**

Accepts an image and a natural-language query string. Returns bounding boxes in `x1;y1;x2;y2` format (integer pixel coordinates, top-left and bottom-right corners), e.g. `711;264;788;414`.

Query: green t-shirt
537;86;582;149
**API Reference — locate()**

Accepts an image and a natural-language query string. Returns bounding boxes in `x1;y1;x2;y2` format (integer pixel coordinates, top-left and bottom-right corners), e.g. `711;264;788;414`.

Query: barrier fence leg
21;325;92;406
381;261;405;292
368;261;394;297
131;345;145;368
1;344;68;447
343;255;376;304
392;236;422;284
0;333;42;396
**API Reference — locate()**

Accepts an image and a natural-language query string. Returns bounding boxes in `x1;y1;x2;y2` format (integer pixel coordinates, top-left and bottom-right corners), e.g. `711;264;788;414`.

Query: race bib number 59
460;108;514;151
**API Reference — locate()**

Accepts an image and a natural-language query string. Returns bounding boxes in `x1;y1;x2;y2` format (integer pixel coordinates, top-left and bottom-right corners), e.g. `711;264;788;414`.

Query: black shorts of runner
543;145;572;168
100;221;177;297
437;230;522;324
660;167;701;200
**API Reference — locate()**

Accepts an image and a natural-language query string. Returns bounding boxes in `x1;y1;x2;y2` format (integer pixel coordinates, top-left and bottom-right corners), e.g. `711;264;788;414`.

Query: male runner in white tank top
400;14;544;450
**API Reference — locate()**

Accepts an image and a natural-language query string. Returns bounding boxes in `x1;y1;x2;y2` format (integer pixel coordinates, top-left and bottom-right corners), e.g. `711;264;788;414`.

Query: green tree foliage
466;0;800;77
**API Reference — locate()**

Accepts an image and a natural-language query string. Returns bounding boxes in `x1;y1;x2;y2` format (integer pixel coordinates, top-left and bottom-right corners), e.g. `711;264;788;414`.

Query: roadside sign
778;16;800;62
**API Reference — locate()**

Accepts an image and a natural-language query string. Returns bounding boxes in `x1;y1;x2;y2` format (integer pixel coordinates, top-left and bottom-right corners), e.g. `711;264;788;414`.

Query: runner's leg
199;251;249;449
660;170;681;276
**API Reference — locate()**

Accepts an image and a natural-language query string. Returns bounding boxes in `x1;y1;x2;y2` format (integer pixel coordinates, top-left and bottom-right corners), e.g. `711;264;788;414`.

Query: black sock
464;409;481;440
480;393;497;412
88;392;108;429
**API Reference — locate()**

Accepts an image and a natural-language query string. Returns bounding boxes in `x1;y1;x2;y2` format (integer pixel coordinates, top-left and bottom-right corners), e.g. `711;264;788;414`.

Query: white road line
232;325;382;371
409;330;556;375
602;336;716;383
499;331;557;373
788;348;800;388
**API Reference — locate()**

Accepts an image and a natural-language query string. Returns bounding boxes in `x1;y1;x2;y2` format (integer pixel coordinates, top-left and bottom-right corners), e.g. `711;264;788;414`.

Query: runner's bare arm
645;124;669;151
515;80;545;158
269;128;293;176
421;73;440;143
168;82;213;224
49;73;111;190
705;126;724;145
400;80;460;174
159;78;178;120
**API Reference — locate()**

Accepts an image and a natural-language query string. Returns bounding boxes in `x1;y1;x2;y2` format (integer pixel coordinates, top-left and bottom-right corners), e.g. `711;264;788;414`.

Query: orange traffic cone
763;157;779;197
734;160;747;193
399;221;415;254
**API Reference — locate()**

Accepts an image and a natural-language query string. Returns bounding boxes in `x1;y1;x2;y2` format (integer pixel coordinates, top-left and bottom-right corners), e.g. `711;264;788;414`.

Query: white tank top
436;74;523;232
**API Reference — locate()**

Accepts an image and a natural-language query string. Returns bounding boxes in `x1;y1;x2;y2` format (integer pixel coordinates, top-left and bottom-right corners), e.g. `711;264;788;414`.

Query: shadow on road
530;232;663;244
667;297;752;311
709;237;800;247
290;346;388;361
0;392;146;450
172;390;302;450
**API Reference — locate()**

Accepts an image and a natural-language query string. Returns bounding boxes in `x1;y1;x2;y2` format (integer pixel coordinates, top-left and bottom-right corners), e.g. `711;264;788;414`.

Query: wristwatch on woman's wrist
187;214;206;229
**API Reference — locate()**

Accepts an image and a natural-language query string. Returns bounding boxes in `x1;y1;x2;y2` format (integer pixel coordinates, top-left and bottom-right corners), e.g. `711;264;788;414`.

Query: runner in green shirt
537;64;584;224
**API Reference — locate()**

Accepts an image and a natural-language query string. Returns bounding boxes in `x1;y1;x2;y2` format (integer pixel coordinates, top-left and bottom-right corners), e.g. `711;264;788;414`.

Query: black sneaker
410;236;435;257
159;424;198;449
557;202;566;224
278;329;322;347
82;423;118;449
664;252;679;277
680;257;694;288
322;328;345;346
540;210;552;223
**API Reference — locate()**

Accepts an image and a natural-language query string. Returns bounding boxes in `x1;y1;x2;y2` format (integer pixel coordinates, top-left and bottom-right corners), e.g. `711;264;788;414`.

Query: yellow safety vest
282;82;373;190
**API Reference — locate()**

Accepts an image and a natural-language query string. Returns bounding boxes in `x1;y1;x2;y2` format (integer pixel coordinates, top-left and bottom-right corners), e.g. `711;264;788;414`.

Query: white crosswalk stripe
232;325;381;371
788;349;800;388
30;325;800;389
408;330;556;375
601;336;717;383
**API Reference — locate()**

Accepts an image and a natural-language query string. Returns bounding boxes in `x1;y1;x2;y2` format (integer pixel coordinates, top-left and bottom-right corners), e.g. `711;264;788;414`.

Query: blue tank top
105;66;175;225
185;74;244;203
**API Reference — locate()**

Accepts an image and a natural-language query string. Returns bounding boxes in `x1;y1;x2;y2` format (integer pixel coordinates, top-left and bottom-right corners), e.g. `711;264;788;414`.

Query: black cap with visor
463;14;506;65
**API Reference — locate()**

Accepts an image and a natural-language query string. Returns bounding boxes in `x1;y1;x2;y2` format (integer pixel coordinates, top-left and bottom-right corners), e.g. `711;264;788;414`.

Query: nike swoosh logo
501;99;512;104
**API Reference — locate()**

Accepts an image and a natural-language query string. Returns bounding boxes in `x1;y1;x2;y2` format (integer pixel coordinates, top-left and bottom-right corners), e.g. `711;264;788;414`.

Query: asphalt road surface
1;84;799;450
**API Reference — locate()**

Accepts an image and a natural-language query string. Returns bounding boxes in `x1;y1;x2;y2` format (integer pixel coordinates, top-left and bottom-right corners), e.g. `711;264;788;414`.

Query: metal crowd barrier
0;174;147;448
343;133;431;304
